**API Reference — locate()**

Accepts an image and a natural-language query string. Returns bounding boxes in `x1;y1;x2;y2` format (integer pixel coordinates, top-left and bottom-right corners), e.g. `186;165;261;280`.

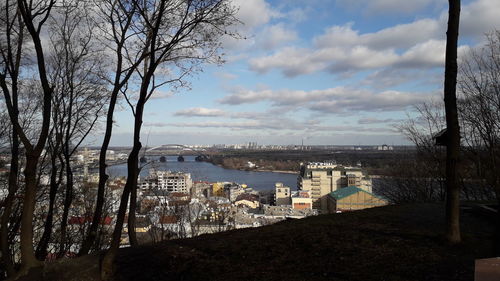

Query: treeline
0;0;237;279
209;155;301;171
207;149;414;175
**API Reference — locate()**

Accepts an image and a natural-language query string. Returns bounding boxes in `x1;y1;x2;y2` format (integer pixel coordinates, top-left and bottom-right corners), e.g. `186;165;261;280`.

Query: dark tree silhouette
443;0;461;244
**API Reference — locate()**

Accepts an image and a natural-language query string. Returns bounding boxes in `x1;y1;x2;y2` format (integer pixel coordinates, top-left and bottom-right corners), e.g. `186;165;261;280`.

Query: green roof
329;186;387;202
329;186;364;200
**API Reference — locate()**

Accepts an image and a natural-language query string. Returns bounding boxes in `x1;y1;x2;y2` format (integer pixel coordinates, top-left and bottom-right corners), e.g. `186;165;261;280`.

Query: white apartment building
298;162;372;213
141;170;193;193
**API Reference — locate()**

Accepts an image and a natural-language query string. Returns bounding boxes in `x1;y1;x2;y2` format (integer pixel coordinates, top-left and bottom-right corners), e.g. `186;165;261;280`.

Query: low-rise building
234;193;260;209
226;184;245;202
212;182;226;197
291;190;312;210
327;186;387;213
275;182;291;206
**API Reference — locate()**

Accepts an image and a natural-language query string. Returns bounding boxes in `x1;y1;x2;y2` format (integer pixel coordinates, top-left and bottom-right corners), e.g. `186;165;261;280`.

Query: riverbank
201;162;297;175
254;169;297;174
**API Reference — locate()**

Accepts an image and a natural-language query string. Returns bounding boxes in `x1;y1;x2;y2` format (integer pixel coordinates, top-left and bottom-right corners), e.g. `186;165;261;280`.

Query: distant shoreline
254;169;297;174
211;163;297;175
105;158;298;176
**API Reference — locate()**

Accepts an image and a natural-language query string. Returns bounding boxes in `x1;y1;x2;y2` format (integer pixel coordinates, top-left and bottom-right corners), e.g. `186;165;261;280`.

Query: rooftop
329;186;371;200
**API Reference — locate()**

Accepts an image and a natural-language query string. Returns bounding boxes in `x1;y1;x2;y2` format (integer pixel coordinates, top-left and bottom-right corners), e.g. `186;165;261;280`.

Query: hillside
40;203;495;281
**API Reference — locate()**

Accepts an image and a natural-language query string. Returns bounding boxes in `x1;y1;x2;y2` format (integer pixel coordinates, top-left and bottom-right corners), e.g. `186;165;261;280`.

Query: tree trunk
102;70;151;279
100;161;133;280
124;110;145;247
0;128;19;277
443;0;461;244
128;184;139;246
35;148;63;260
19;155;43;270
79;88;120;256
126;74;152;246
58;153;74;257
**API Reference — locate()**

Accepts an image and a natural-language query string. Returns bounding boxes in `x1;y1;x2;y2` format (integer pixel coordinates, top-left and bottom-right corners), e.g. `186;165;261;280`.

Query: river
105;155;298;191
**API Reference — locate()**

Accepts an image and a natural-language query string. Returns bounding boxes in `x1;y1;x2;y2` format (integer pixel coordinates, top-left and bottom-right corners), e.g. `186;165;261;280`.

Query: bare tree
101;1;238;278
0;0;57;275
0;1;23;275
458;30;500;251
393;102;447;203
44;1;108;258
0;0;239;278
187;200;205;237
34;128;64;260
118;0;238;247
79;0;148;256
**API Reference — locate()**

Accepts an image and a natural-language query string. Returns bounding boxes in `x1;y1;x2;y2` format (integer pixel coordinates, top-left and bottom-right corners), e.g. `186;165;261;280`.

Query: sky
96;0;500;147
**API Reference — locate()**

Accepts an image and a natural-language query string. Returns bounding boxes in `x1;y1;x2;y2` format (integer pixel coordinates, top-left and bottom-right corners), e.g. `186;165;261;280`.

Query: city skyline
86;0;500;146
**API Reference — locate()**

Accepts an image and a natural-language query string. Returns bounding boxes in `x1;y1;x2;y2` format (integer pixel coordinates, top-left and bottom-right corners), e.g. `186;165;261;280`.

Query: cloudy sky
102;0;500;146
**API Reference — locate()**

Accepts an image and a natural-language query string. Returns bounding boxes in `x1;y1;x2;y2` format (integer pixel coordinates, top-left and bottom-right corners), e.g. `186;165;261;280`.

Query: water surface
106;155;298;191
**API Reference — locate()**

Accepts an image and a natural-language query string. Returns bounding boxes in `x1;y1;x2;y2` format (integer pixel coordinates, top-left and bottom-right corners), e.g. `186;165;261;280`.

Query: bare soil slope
109;203;494;281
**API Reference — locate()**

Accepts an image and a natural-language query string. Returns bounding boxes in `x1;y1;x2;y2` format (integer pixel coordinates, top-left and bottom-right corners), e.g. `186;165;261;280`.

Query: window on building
327;170;332;176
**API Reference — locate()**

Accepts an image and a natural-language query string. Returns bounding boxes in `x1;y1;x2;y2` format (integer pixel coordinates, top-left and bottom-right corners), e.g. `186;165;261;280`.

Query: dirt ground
107;203;495;281
18;203;495;280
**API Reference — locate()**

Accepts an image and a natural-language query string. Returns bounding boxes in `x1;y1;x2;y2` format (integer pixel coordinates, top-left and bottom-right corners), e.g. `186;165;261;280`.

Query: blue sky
99;0;500;147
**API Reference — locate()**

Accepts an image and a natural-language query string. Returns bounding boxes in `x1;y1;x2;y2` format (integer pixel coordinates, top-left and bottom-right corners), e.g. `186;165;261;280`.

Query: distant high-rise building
247;141;257;149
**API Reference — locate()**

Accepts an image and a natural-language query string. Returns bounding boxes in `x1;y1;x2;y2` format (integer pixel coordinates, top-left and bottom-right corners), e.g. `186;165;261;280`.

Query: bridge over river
141;144;210;162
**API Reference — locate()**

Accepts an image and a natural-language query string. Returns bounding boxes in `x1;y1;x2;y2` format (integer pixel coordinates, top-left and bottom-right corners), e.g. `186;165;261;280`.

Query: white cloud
219;86;439;114
249;38;450;76
256;23;298;50
314;19;443;51
248;0;500;77
461;0;500;39
362;68;436;88
248;16;453;77
249;46;327;76
233;0;280;31
174;107;227;117
336;0;443;14
149;119;397;134
286;7;309;23
149;90;174;100
396;40;445;68
358;118;401;125
222;0;281;51
307;90;438;114
214;72;238;80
